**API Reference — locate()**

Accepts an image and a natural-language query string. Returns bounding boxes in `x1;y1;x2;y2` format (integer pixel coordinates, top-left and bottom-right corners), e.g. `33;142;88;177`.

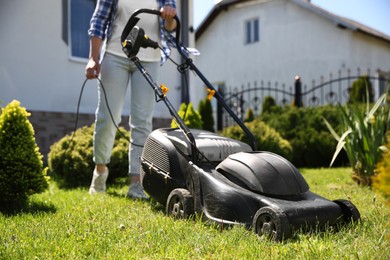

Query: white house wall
0;0;194;158
0;0;185;119
192;0;390;106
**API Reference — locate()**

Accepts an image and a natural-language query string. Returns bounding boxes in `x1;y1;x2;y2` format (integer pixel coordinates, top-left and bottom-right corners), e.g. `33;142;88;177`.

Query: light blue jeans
93;52;158;176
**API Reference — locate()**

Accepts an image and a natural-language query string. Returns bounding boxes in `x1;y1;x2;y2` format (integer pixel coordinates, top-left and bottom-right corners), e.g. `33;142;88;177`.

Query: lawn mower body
123;9;360;241
140;128;358;240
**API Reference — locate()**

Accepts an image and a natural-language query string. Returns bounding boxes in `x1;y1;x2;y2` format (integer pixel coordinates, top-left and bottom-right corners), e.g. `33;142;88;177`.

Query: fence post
294;76;303;107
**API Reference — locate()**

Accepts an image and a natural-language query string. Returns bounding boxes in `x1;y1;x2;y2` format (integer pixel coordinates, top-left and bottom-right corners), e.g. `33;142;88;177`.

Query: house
0;0;195;158
192;0;390;128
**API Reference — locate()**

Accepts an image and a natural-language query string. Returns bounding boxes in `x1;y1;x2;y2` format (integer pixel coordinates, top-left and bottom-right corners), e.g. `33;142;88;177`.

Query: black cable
95;77;136;145
63;78;89;152
67;77;135;153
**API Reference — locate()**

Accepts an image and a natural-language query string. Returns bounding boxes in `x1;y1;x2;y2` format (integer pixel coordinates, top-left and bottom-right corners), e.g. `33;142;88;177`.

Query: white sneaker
127;182;148;199
89;167;109;194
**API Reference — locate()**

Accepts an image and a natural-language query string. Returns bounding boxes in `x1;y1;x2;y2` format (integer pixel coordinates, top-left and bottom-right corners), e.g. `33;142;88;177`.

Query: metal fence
219;69;389;129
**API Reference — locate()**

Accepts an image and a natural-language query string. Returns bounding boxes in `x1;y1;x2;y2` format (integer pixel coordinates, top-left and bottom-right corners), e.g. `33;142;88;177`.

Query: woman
85;0;176;198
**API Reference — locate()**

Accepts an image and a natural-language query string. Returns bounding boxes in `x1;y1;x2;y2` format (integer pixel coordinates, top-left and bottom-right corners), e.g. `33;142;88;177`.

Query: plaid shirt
88;0;177;63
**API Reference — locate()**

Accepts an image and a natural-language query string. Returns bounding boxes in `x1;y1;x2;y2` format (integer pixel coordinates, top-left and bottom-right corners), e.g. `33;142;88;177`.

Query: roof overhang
195;0;390;44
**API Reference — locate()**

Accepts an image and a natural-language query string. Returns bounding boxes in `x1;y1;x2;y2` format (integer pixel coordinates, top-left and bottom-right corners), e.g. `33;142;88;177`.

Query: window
245;18;260;44
68;0;95;60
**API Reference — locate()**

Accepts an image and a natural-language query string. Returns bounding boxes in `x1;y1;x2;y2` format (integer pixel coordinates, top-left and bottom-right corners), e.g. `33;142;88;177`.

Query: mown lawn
1;168;389;259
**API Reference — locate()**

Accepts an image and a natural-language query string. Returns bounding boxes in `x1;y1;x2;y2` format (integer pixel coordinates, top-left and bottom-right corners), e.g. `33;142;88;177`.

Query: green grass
1;168;389;259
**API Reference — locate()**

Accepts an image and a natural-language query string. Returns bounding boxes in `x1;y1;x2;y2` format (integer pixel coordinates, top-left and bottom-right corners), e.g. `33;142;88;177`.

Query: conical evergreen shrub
171;103;203;129
0;100;49;211
244;107;255;123
262;96;276;114
198;98;215;132
348;75;373;104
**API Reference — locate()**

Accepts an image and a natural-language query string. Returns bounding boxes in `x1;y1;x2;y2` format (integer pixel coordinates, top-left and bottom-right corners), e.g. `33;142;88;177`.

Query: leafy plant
0;100;49;211
198;98;215;132
324;91;390;186
171;102;203;129
48;124;129;189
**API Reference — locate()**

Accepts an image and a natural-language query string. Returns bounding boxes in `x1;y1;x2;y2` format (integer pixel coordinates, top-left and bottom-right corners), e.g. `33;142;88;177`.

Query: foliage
198;98;215;132
261;96;276;114
222;119;293;160
324;91;390;186
372;133;390;206
348;75;373;104
1;168;388;259
244;107;255;123
259;105;346;167
48;124;129;189
0;100;49;211
171;102;203;129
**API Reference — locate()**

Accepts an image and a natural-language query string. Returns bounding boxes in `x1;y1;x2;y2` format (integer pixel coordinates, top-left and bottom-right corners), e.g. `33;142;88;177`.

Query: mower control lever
121;9;181;55
122;26;159;58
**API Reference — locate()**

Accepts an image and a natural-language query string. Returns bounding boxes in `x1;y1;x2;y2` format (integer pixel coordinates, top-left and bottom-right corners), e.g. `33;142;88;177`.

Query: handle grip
121;9;181;46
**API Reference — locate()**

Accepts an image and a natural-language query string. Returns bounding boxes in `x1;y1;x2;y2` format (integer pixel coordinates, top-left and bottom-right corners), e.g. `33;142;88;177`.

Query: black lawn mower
121;9;360;241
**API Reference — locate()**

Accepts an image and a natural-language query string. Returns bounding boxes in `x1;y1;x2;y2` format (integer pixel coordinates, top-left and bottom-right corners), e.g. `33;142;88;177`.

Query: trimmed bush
348;75;373;104
171;102;203;129
261;96;276;114
198;98;215;132
48;124;129;189
0;100;49;211
259;105;347;167
222;119;292;160
244;107;255;123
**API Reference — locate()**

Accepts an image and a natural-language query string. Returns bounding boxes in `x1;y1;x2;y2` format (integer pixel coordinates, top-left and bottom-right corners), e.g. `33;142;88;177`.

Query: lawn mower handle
122;9;258;151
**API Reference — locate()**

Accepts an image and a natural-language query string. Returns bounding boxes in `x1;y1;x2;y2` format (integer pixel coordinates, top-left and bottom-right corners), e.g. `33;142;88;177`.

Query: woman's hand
85;58;100;79
160;5;177;31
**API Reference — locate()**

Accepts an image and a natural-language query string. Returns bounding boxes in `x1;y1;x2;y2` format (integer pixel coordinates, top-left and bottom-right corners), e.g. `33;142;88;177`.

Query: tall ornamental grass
324;90;390;186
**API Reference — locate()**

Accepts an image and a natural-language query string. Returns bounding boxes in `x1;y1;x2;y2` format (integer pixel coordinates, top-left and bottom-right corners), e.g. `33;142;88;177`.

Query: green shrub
222;119;292;160
260;105;346;167
348;75;373;104
171;102;203;129
0;100;49;211
324;91;390;186
48;124;129;189
372;133;390;206
198;98;215;132
244;107;255;123
261;96;276;114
